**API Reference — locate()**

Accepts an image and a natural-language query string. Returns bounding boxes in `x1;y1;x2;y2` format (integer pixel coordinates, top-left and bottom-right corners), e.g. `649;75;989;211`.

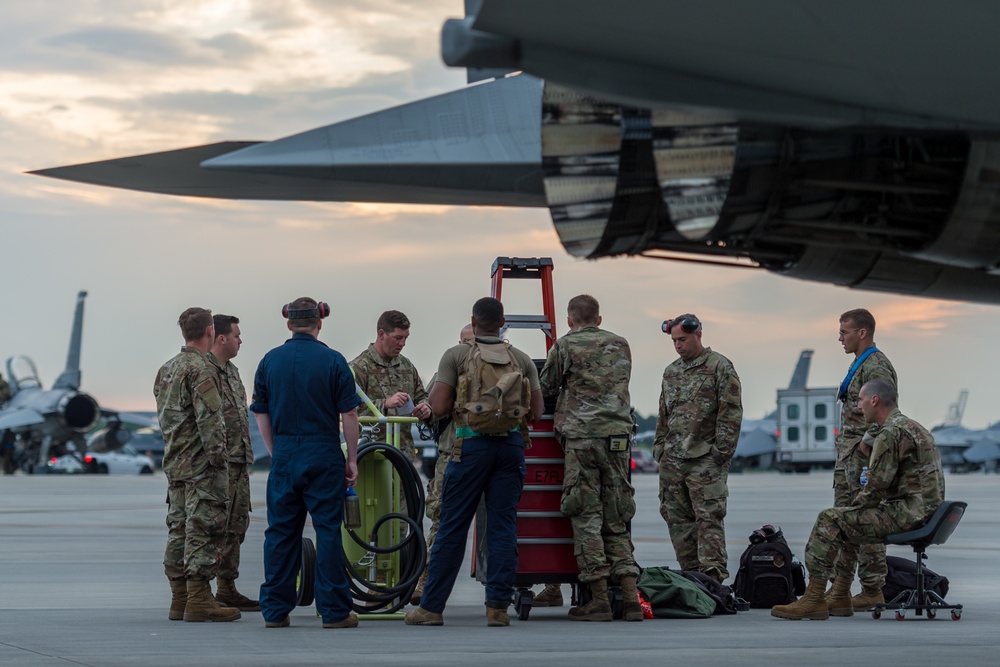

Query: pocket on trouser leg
560;467;584;518
612;483;636;524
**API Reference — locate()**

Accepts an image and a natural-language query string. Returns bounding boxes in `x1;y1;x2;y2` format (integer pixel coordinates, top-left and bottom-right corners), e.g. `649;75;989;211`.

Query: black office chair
871;500;966;621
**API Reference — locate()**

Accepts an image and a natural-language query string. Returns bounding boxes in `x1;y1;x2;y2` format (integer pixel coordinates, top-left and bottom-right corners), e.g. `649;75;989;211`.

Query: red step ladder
473;257;578;620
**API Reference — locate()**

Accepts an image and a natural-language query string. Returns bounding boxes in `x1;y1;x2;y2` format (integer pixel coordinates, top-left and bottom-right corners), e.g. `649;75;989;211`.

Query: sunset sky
3;0;1000;429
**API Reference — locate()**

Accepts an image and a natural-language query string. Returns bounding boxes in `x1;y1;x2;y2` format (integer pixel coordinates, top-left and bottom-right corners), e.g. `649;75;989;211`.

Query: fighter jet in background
0;291;123;474
31;1;1000;304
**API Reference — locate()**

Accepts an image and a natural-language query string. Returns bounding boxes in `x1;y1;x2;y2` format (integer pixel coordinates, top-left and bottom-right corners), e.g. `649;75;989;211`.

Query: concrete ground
1;470;996;666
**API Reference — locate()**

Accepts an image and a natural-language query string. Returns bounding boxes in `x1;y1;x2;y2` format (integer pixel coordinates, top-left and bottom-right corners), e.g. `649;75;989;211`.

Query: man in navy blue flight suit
250;297;362;629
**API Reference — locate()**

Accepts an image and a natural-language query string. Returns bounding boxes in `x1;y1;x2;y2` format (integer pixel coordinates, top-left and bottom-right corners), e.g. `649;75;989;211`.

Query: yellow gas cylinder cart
295;382;426;619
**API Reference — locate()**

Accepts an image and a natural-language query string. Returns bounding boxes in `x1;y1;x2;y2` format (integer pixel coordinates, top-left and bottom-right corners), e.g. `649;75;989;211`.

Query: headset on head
661;314;702;335
281;301;330;320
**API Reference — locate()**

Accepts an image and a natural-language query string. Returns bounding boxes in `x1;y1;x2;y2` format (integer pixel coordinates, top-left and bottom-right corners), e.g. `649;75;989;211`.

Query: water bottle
344;486;361;529
860;466;868;487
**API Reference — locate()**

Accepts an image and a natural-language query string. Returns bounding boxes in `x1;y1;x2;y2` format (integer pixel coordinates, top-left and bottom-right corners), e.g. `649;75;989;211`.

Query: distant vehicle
631;449;658;473
46;454;84;474
48;445;155;475
82;445;155;475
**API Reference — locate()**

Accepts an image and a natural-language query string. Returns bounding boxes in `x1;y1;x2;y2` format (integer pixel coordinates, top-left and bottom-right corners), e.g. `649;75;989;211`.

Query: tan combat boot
569;579;613;622
851;584;885;611
533;584;564;607
168;579;187;621
183;579;242;622
826;577;854;617
486;606;510;627
323;612;359;629
405;606;444;626
619;575;644;622
216;577;261;611
771;578;829;620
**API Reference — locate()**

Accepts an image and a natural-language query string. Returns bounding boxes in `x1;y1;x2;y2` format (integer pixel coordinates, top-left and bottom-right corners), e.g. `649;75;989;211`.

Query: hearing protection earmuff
281;301;330;320
661;314;701;335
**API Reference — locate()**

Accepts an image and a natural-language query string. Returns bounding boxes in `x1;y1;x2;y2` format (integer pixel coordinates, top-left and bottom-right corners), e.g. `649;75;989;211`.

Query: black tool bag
677;570;740;615
883;555;950;601
732;524;802;608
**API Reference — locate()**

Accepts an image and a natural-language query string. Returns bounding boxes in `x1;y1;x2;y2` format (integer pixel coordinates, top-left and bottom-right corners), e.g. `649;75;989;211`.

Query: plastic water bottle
860;466;869;487
344;486;361;529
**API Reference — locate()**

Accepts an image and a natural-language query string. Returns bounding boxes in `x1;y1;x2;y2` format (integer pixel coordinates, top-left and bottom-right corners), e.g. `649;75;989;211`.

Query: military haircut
863;377;898;407
841;308;876;335
567;294;600;325
178;307;213;342
472;297;504;332
287;296;320;330
377;310;410;334
213;314;240;337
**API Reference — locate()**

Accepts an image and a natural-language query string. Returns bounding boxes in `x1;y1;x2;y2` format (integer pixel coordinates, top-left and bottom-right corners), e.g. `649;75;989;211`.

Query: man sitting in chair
771;378;945;620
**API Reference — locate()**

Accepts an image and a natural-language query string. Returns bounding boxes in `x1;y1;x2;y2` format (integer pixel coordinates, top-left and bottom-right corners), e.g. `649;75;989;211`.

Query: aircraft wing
0;408;46;430
32;74;546;207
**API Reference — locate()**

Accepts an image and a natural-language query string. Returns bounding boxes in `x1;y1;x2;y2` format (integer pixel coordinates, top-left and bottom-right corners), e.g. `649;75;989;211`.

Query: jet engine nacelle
540;82;1000;303
55;391;100;433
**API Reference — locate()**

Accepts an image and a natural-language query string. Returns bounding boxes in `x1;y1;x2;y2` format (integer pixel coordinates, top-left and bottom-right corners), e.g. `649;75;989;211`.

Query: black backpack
732;524;802;608
883;555;950;602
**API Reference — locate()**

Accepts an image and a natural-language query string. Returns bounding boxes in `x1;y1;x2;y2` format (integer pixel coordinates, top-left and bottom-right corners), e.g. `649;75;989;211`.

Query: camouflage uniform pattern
207;352;253;580
652;347;742;580
539;326;639;582
351;344;428;463
833;348;896;586
154;347;230;581
420;371;454;553
538;326;633;439
805;408;944;581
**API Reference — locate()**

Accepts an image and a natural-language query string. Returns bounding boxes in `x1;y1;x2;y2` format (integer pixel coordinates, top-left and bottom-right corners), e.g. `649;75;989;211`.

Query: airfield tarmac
1;471;997;667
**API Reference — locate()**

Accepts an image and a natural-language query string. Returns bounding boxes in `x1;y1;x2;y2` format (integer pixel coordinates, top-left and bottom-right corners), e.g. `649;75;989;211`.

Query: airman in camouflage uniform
154;307;239;622
653;314;742;583
411;324;476;606
350;310;431;464
207;314;259;612
539;295;641;622
772;378;944;620
833;308;897;610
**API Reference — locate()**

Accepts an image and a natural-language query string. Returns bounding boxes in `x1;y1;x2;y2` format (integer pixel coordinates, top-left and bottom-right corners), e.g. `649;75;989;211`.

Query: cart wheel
514;590;532;621
871;610;881;619
951;609;962;621
517;598;532;621
296;537;316;606
926;608;937;619
895;610;905;621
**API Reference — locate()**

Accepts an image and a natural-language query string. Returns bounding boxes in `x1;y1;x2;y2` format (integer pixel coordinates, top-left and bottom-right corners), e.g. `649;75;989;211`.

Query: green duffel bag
636;567;717;619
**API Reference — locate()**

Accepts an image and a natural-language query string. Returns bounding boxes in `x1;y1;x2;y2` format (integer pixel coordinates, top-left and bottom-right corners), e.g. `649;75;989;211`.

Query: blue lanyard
838;347;878;402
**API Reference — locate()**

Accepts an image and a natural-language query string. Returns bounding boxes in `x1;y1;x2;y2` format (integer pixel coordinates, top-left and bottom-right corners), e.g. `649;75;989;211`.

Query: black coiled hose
343;440;427;614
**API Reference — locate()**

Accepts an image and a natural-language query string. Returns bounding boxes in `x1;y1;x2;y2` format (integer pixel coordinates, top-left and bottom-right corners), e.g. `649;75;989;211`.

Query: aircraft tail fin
786;349;813;390
53;291;87;390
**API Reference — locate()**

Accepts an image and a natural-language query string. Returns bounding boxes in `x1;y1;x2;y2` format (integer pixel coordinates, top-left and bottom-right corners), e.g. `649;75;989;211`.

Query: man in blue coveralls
405;297;544;627
250;297;362;629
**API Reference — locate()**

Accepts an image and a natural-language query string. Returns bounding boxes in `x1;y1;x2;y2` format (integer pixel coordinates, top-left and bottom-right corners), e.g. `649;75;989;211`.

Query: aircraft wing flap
0;408;46;430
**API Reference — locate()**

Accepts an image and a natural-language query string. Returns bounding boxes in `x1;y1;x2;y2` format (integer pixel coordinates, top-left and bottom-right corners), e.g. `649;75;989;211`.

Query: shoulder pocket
196;378;223;412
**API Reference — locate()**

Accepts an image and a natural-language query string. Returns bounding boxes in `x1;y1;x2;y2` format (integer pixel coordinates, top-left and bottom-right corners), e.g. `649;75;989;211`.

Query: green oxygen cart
295;382;427;619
